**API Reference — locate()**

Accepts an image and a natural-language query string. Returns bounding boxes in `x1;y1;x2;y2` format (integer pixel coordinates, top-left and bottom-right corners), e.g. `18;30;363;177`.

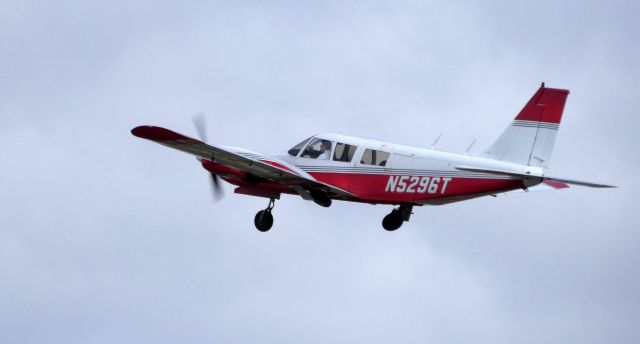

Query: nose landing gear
254;198;276;232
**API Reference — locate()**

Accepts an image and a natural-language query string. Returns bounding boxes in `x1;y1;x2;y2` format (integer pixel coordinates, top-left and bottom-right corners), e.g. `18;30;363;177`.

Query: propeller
210;172;224;202
193;112;208;143
193;113;224;202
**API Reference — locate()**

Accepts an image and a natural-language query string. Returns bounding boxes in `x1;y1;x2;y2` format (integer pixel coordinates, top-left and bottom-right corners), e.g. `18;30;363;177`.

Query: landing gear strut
382;204;413;231
254;198;276;232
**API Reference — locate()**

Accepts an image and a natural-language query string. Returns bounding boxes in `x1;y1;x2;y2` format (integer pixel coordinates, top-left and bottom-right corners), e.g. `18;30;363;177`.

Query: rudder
482;83;569;168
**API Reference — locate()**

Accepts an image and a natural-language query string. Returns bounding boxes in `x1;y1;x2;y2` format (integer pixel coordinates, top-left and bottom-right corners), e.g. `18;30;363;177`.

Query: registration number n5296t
385;176;452;194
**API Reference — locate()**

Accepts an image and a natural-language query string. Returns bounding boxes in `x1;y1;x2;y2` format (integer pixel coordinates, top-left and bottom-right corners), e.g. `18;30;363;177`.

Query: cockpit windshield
287;137;312;156
301;138;333;159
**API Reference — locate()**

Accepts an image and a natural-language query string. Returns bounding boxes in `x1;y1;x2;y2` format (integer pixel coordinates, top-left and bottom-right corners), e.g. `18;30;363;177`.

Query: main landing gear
382;204;413;231
254;199;413;232
254;198;276;232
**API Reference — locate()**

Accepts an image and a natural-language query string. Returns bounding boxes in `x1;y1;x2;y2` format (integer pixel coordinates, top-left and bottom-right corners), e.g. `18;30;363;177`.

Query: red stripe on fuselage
205;164;524;204
307;172;523;203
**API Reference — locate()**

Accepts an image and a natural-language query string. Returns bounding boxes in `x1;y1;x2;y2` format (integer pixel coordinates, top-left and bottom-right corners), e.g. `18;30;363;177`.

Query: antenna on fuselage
465;139;477;155
429;133;443;149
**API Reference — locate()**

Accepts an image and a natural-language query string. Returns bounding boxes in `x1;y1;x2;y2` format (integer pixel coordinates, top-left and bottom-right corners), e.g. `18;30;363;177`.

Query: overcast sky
1;1;639;343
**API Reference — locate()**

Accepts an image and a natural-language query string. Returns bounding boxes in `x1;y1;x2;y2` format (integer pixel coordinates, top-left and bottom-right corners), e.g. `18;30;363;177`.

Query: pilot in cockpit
317;141;332;160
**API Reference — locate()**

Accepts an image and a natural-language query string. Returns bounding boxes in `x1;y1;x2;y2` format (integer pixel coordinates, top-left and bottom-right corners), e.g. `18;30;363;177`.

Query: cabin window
288;137;312;156
301;138;333;160
333;142;357;162
360;149;390;166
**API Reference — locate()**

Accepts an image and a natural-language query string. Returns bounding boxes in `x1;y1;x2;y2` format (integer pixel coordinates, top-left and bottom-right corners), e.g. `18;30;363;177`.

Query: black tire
382;211;403;231
254;210;274;232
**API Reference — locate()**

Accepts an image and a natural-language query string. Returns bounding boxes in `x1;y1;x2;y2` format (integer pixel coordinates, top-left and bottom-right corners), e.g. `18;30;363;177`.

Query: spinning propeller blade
210;171;224;202
193;113;224;202
193;112;208;143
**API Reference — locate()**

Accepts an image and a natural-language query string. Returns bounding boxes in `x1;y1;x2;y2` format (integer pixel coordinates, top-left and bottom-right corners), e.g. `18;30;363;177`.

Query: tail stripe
512;120;559;130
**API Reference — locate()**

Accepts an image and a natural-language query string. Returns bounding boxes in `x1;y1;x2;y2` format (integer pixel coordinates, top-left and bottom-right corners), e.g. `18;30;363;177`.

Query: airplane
131;83;615;232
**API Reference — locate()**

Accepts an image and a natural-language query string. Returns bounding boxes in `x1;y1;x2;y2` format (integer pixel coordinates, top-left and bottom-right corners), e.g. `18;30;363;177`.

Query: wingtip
131;125;152;138
131;125;195;141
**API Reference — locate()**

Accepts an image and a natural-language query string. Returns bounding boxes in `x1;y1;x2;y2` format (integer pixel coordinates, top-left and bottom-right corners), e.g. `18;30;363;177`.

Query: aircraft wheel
382;211;403;231
254;210;274;232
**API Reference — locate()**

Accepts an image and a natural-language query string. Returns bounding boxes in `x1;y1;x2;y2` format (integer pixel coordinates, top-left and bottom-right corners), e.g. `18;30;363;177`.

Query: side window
301;138;333;160
360;149;390;166
333;143;357;162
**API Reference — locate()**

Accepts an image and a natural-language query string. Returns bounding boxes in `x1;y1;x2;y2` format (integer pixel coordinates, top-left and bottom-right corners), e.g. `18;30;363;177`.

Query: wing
131;126;357;199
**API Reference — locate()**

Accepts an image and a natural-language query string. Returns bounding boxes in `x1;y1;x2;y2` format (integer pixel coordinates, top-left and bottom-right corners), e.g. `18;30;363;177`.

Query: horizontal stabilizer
542;181;570;189
455;166;616;188
543;176;616;188
505;181;570;194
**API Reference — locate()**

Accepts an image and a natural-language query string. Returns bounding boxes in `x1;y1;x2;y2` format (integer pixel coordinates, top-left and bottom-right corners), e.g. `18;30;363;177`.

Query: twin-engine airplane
132;83;614;232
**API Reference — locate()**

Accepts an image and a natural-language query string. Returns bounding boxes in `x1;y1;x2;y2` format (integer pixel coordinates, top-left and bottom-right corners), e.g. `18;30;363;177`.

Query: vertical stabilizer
483;84;569;168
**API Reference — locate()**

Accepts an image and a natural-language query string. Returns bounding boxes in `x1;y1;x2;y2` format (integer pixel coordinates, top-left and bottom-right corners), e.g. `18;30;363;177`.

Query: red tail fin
514;83;569;124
